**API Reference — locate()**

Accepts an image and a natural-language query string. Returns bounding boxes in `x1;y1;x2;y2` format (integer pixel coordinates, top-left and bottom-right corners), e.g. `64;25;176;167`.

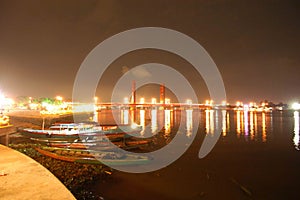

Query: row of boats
21;122;141;140
20;122;152;166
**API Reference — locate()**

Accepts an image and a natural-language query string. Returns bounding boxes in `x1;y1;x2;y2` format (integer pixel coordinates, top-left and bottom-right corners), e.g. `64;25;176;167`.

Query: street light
140;98;145;104
94;96;98;104
151;98;157;104
292;102;300;110
165;98;171;104
186;99;192;105
124;97;129;104
56;96;63;101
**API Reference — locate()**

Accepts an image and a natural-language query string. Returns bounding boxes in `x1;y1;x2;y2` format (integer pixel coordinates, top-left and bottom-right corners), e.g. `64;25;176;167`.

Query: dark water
92;109;300;200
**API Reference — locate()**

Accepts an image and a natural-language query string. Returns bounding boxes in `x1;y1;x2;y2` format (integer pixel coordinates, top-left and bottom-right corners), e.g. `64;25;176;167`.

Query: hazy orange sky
0;0;299;103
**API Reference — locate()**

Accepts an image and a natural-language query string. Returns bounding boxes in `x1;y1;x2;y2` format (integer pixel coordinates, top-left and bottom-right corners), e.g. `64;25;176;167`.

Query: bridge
95;103;218;110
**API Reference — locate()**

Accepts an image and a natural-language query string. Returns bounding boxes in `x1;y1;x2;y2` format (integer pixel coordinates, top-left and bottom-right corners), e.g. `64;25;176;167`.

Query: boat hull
20;124;142;141
35;146;150;166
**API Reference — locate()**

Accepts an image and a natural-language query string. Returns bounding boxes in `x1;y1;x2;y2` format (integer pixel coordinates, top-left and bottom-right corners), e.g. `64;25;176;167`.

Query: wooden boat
35;146;150;166
21;123;98;139
31;137;151;151
20;123;142;141
50;139;150;150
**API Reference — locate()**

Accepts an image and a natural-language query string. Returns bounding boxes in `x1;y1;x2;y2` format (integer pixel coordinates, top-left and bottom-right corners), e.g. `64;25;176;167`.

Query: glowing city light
56;96;63;101
236;101;241;107
151;98;157;104
0;93;5;107
29;103;39;110
186;99;192;105
205;100;210;106
292;102;300;110
221;101;227;106
244;104;249;111
139;98;145;104
124;97;129;104
0;92;15;111
165;98;171;104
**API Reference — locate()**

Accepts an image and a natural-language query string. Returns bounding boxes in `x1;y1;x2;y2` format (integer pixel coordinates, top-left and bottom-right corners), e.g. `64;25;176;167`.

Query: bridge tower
131;80;136;104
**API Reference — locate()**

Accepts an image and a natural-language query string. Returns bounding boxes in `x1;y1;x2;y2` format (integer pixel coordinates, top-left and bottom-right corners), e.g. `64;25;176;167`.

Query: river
89;109;299;199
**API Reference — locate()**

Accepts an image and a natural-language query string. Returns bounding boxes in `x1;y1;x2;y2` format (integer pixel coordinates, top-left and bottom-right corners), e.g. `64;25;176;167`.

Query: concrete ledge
0;126;16;146
0;145;75;200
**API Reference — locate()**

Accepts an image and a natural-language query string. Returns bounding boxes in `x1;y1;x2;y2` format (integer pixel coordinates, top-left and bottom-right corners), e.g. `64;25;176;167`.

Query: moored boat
20;122;142;141
50;139;150;150
30;137;151;151
35;146;150;166
20;123;98;139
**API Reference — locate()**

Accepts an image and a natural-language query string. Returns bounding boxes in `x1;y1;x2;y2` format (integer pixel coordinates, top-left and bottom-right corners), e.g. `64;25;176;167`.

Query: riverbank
5;110;109;200
7;110;74;128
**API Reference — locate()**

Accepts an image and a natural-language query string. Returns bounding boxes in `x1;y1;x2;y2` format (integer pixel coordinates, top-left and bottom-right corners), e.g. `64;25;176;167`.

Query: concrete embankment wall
0;144;76;200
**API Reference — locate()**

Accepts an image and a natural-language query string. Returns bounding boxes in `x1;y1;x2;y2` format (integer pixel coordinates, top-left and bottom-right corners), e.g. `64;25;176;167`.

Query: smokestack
160;84;165;104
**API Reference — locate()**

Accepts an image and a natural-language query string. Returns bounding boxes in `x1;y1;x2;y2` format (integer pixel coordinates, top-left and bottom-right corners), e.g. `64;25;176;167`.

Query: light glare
292;102;300;110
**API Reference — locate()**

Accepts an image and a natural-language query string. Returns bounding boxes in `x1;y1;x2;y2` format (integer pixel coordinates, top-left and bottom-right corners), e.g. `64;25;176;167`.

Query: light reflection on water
186;109;193;138
97;109;299;147
164;110;171;135
221;110;226;136
121;109;129;124
293;111;300;150
250;111;254;140
244;110;249;137
205;109;215;135
151;109;158;134
236;110;241;136
139;110;145;135
262;112;267;142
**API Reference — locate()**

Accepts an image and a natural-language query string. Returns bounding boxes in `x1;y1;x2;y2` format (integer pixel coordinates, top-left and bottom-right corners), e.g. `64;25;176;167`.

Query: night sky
0;0;299;104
